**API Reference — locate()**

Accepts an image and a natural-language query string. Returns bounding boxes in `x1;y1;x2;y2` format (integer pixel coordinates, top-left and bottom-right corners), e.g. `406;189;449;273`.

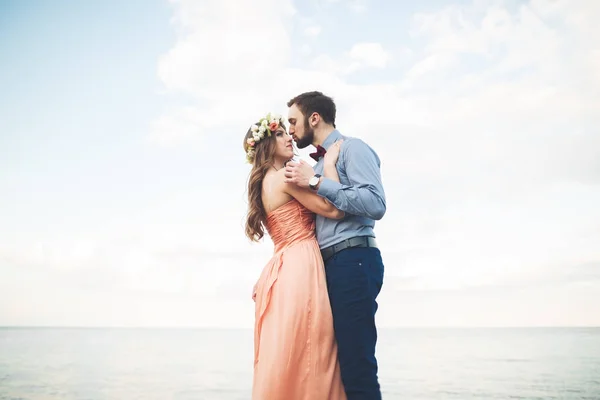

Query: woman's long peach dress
252;199;346;400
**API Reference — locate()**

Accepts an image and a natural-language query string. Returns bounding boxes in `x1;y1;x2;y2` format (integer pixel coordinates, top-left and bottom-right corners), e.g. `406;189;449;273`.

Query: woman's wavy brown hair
243;124;280;242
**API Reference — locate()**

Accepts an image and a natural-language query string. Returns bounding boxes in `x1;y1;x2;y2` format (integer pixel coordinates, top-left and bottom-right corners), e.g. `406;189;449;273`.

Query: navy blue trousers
324;246;384;399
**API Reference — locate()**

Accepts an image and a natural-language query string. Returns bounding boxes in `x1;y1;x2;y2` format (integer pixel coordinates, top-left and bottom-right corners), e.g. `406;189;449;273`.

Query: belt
321;236;377;262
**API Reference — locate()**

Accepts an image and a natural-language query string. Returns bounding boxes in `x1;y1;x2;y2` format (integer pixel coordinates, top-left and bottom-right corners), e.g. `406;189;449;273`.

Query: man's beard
295;122;314;149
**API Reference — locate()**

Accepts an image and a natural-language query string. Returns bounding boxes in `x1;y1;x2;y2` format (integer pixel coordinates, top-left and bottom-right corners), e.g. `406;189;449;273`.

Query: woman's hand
323;139;343;166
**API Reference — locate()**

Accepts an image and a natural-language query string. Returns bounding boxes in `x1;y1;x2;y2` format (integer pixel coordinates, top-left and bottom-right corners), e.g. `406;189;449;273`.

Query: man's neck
312;125;335;147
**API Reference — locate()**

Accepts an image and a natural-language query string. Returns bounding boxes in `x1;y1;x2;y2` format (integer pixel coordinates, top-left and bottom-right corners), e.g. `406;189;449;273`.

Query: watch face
309;176;318;186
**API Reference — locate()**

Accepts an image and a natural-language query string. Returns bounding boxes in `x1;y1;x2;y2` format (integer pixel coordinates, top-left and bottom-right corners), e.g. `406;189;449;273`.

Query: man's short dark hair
287;91;336;128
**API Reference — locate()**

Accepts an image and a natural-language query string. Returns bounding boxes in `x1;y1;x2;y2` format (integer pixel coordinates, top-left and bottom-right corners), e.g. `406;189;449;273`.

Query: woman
243;112;346;400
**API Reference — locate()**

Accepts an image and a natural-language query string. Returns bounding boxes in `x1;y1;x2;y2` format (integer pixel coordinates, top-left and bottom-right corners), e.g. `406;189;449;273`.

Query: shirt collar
321;130;343;150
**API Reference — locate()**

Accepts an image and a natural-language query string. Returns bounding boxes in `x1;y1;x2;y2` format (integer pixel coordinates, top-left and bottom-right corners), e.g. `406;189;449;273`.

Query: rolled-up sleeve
317;139;386;220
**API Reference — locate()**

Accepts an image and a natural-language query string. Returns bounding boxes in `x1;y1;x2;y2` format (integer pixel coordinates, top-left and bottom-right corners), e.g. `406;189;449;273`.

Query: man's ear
310;112;320;126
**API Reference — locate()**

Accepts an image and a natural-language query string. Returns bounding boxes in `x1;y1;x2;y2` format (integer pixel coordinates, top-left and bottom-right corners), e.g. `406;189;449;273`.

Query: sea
0;327;599;399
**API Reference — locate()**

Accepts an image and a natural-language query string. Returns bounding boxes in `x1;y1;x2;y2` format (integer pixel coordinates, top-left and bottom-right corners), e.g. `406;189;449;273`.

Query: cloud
158;0;296;95
348;42;390;68
3;0;600;327
147;0;600;288
323;0;367;13
153;0;298;145
143;0;600;328
306;42;393;76
348;0;367;13
148;106;206;146
304;25;321;37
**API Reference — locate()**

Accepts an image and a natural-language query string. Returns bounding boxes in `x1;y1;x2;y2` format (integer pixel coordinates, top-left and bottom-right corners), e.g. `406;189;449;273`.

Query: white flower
261;119;268;126
258;131;265;139
251;124;259;132
259;125;266;133
253;133;260;141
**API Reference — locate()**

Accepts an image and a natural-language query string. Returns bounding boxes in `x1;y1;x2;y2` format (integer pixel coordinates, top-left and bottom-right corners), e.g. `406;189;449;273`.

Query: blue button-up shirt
314;130;386;249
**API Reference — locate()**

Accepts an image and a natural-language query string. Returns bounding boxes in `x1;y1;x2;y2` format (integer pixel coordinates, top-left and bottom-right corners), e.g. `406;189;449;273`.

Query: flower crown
245;112;286;163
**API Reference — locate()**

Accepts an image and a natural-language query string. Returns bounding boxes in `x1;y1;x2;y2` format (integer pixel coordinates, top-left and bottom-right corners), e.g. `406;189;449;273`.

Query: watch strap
309;174;322;190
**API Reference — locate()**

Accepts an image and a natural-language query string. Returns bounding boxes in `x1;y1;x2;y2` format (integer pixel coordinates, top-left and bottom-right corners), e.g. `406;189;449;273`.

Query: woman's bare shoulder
262;169;292;212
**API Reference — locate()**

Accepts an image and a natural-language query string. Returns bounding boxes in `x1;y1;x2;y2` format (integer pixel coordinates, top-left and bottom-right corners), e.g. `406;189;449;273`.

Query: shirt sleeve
317;139;386;220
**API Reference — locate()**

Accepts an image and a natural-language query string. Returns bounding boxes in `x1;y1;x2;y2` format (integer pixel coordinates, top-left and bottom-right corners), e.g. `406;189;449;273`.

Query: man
284;91;386;399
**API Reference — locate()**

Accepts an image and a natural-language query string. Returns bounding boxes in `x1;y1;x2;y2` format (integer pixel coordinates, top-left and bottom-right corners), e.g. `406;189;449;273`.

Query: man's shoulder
338;132;374;147
340;135;379;159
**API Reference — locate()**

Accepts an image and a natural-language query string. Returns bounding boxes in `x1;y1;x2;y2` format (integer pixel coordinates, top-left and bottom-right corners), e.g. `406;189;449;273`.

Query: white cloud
148;0;600;275
348;42;390;68
323;0;367;12
304;25;321;37
153;0;297;143
308;42;392;76
300;44;312;56
145;0;599;326
148;106;205;146
404;52;456;81
159;0;296;93
3;0;600;327
348;0;367;13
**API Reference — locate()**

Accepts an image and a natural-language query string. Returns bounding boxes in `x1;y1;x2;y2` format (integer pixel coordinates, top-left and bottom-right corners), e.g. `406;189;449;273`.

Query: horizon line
1;325;599;329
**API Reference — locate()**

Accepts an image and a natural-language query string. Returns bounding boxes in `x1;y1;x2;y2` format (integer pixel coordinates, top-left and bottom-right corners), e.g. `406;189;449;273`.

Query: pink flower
247;138;255;147
269;121;279;131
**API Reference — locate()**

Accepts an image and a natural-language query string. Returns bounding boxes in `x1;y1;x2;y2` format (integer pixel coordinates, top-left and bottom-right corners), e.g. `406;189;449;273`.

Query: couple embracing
243;91;387;400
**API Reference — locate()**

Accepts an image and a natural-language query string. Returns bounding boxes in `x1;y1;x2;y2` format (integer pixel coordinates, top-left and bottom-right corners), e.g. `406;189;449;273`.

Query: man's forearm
317;178;386;219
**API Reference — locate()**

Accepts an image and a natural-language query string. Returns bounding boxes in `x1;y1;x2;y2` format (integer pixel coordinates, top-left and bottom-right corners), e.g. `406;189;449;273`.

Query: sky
0;0;599;328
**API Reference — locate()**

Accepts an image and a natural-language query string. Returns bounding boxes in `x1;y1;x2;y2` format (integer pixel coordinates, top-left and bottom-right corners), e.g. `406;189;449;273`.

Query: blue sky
1;0;599;327
0;0;204;237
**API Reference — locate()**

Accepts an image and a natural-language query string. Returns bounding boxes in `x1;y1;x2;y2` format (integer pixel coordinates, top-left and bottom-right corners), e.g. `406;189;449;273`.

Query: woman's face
272;127;294;161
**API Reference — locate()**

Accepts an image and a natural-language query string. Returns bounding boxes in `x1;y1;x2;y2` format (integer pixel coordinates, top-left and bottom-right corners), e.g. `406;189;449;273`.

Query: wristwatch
308;174;322;190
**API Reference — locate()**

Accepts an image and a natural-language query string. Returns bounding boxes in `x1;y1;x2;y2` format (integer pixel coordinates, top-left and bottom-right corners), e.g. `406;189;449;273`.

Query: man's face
287;104;314;149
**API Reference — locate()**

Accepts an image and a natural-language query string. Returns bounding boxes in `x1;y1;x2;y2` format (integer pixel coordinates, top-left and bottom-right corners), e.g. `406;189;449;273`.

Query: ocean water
0;327;599;399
